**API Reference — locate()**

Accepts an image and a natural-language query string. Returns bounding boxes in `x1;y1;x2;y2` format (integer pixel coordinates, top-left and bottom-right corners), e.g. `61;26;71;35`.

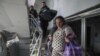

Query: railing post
81;17;86;56
37;32;42;56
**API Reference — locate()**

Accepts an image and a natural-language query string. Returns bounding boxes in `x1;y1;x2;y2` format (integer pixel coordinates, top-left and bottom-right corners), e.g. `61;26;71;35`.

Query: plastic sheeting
6;34;19;47
6;34;20;56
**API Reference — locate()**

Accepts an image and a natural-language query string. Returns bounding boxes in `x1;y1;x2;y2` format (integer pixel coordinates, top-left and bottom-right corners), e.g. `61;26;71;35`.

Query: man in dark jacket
29;6;38;18
39;2;50;38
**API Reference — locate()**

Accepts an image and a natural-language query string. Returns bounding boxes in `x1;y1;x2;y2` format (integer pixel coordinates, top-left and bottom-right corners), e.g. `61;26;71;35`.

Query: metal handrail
30;35;41;56
29;16;43;56
37;32;42;56
30;18;41;44
30;31;42;56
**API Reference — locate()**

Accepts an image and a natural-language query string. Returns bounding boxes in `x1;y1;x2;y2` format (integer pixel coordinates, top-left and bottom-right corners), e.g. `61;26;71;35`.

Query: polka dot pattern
52;30;65;51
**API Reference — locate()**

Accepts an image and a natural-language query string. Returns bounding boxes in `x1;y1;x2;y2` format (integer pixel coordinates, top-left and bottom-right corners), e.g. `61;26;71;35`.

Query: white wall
45;0;100;29
28;0;35;6
33;0;45;13
0;0;30;38
0;0;13;30
46;0;100;17
45;0;54;9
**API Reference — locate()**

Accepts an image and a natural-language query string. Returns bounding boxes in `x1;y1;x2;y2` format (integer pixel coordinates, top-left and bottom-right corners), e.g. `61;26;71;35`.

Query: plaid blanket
64;42;82;56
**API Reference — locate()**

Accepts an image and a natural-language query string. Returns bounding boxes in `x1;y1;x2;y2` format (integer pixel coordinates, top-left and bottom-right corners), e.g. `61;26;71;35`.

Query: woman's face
56;18;64;28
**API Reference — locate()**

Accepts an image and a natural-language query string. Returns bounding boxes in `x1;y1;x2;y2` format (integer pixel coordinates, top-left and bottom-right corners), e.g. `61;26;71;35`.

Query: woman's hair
54;16;66;25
